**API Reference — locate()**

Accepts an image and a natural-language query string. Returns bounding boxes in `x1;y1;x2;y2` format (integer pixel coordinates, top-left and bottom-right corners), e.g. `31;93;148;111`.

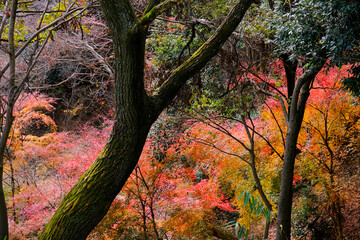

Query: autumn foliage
0;2;359;237
2;63;359;239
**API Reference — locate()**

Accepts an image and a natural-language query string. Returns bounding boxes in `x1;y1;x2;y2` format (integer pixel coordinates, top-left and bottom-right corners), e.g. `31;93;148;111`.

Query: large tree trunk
40;2;154;239
40;0;253;239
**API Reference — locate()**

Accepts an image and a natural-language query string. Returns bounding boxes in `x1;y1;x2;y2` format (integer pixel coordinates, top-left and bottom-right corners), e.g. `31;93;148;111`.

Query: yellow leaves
237;205;262;229
14;94;57;137
64;103;83;116
163;209;212;240
24;132;57;146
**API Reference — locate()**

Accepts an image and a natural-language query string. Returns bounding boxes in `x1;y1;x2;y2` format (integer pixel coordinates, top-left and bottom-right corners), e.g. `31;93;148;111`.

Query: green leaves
235;222;254;240
341;65;360;97
235;191;273;239
239;191;271;221
146;19;204;65
271;0;360;65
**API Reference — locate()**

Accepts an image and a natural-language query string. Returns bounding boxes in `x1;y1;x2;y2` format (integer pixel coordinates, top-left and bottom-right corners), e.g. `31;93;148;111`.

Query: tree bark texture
275;62;325;240
40;0;253;239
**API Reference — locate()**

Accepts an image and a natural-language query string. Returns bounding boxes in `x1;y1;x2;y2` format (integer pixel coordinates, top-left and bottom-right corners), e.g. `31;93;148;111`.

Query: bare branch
82;41;114;77
264;101;286;149
0;1;93;78
192;137;251;165
14;32;52;100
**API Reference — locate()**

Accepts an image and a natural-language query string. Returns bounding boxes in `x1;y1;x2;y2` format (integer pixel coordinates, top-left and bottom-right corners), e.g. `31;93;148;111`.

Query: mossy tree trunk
40;0;254;239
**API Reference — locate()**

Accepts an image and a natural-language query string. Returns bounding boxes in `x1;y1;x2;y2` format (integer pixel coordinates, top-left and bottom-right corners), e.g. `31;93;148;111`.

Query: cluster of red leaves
94;134;234;239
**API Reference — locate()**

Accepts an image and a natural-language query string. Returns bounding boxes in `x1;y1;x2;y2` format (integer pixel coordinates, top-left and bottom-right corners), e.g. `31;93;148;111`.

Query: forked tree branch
138;0;177;29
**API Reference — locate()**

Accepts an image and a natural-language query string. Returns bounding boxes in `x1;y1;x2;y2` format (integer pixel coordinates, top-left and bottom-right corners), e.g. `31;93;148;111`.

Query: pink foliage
8;118;112;239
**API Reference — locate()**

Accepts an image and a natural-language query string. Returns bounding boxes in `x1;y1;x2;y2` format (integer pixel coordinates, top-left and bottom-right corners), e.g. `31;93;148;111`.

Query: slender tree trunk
141;200;149;240
276;81;311;240
137;165;161;239
329;175;344;240
0;0;18;238
149;200;161;240
10;159;17;223
40;0;253;239
0;171;9;240
264;219;270;240
276;122;300;240
275;62;325;240
0;55;15;240
249;156;272;239
242;115;272;239
249;153;272;239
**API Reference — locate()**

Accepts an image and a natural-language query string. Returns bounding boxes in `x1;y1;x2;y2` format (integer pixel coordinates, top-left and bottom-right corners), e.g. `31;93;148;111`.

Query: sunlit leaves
290;65;360;239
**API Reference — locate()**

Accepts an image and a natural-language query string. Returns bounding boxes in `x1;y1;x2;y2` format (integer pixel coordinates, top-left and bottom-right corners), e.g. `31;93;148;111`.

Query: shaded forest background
0;0;359;239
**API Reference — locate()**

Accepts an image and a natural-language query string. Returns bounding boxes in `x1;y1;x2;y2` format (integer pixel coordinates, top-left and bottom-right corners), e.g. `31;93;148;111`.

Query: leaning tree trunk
40;2;155;238
40;0;253;239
